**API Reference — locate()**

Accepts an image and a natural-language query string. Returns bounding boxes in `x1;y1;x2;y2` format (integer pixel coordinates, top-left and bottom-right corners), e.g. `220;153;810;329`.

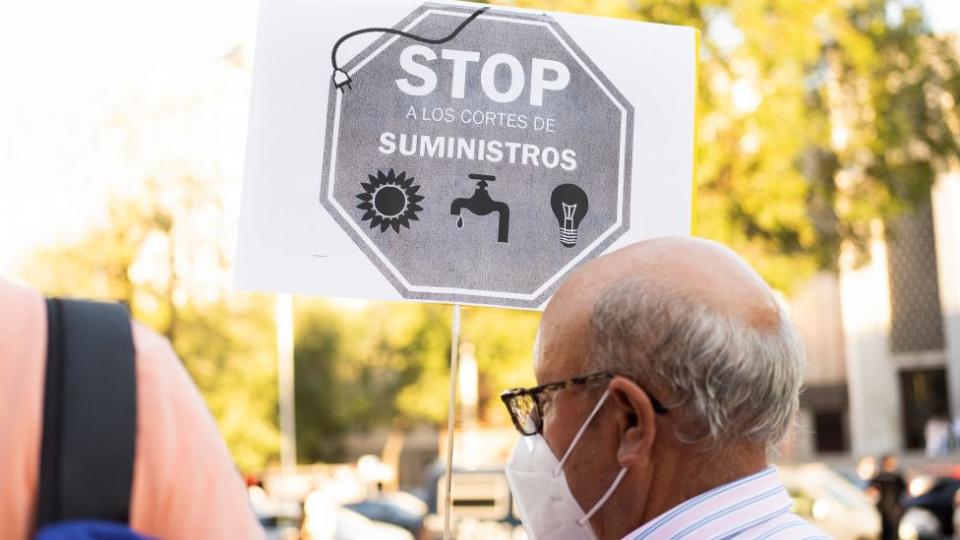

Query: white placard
235;0;698;309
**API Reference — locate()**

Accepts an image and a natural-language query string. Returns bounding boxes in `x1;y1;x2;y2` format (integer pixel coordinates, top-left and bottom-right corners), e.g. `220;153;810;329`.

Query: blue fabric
35;521;153;540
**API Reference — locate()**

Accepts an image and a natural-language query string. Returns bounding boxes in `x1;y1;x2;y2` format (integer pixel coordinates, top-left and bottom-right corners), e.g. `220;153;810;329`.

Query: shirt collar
623;466;794;540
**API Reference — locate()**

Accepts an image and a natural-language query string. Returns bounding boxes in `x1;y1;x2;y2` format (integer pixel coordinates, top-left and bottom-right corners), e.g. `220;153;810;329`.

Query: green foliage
459;306;540;425
291;301;347;462
503;0;960;292
174;296;280;472
292;300;449;463
831;4;960;228
22;178;280;472
292;300;539;463
24;194;164;315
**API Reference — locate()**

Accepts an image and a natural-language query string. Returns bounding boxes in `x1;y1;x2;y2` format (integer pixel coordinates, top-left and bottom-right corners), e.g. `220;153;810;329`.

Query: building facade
790;171;960;458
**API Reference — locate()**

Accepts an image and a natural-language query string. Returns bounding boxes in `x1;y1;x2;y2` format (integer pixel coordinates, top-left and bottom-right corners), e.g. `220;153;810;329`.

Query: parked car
302;487;415;540
901;476;960;539
344;491;428;538
779;463;881;540
333;507;415;540
248;485;302;540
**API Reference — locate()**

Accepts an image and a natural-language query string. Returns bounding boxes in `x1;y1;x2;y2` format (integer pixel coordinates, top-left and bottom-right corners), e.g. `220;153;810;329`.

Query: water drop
456;215;463;228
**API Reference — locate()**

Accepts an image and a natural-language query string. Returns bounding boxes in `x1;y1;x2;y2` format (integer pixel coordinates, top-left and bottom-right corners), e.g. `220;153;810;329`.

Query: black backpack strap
37;298;137;527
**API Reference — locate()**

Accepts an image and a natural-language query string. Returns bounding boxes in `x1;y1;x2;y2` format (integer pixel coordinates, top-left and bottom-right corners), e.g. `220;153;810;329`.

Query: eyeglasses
500;371;669;436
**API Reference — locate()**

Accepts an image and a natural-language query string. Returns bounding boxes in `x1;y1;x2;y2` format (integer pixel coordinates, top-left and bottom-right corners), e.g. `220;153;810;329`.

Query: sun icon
356;169;425;233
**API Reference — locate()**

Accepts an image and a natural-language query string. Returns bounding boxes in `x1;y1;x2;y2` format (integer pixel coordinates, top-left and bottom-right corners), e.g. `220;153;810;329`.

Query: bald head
536;236;803;449
549;237;778;334
539;237;780;375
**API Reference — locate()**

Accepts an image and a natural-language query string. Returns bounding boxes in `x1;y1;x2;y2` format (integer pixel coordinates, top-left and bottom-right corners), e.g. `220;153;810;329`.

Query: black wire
331;6;489;75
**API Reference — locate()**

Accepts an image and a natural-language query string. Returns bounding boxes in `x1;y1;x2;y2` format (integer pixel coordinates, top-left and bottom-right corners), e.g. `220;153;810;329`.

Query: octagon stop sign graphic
321;3;633;308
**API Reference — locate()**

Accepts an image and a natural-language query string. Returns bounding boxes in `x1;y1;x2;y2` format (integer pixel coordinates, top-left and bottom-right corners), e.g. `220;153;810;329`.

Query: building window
813;411;847;453
898;368;949;450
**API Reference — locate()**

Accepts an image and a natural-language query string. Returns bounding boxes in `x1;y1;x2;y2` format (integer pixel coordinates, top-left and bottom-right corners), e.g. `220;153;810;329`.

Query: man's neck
596;445;769;540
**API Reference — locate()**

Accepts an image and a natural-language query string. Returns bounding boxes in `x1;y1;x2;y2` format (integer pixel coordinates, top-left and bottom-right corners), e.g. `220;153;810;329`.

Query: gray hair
588;277;804;451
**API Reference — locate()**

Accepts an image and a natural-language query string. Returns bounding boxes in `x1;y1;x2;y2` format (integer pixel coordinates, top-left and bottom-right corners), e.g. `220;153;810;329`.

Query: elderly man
501;237;829;539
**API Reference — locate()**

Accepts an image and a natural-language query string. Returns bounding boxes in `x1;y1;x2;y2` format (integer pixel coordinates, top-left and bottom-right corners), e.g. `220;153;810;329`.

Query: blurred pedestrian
500;238;831;539
868;453;907;540
952;417;960;452
925;415;951;456
855;455;877;489
0;277;264;539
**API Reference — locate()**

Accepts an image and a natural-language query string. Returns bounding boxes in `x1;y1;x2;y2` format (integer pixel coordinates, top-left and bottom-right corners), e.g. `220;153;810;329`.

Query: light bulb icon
550;184;589;248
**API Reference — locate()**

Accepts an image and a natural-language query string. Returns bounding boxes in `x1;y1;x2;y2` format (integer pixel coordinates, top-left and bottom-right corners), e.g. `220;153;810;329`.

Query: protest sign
236;0;698;309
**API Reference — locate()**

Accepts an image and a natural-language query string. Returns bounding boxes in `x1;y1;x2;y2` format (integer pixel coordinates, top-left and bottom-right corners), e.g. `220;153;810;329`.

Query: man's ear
609;376;657;468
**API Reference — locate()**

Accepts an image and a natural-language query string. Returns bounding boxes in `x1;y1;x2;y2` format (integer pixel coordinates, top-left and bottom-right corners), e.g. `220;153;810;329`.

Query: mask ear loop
556;389;612;474
551;388;631;528
578;467;628;526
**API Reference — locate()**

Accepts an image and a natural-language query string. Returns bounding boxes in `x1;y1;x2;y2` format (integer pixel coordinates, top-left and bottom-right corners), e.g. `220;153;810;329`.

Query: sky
925;0;960;34
1;0;958;277
0;0;257;275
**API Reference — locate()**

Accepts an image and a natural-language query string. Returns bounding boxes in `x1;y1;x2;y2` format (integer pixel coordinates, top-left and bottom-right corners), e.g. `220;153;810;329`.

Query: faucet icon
450;174;510;243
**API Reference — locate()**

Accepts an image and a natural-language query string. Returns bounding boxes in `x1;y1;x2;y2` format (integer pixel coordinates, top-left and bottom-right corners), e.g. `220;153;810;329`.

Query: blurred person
953;488;960;539
857;455;877;481
500;237;830;539
855;455;877;489
925;415;951;456
868;454;907;540
952;416;960;452
0;277;264;539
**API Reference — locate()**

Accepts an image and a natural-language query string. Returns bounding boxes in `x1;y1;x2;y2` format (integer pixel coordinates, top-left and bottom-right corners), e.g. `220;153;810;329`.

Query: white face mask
505;390;629;540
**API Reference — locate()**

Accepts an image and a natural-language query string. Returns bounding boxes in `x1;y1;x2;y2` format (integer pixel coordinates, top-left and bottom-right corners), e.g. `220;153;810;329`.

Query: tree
506;0;960;291
293;300;455;462
174;295;279;472
829;4;960;242
291;299;541;463
22;178;280;472
458;305;540;425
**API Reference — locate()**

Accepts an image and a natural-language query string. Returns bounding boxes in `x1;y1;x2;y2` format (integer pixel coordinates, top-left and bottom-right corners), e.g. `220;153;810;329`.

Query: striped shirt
623;466;833;540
